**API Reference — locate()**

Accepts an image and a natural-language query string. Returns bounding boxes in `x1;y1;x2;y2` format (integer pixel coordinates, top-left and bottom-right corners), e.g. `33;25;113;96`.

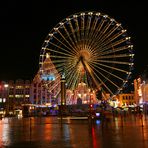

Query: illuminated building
0;81;8;115
8;79;31;111
117;93;135;107
134;77;142;105
30;74;51;105
134;76;148;107
141;82;148;103
30;53;61;106
0;79;31;115
133;77;148;106
32;53;100;106
66;82;99;105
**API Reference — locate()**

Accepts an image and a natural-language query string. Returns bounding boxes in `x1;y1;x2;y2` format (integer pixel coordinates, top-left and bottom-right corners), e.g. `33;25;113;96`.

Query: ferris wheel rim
39;11;134;98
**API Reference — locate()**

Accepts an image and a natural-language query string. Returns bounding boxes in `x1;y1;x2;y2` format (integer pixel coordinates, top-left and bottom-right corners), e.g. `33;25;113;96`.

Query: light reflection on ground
0;115;148;148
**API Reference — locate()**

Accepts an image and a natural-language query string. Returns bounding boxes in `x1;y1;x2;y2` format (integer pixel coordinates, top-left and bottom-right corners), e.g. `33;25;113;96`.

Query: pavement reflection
0;115;148;148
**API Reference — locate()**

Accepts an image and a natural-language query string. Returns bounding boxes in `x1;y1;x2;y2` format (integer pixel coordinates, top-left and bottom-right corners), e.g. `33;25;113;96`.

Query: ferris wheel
39;11;134;98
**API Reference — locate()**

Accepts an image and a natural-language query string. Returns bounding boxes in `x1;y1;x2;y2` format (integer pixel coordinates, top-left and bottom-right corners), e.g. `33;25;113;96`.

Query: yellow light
4;84;9;88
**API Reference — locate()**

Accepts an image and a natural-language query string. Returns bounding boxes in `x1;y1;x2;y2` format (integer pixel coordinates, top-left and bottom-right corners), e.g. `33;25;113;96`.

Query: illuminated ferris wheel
39;11;134;98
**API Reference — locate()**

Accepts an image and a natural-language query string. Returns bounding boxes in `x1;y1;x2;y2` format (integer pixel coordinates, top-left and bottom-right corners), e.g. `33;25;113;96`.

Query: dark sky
0;0;147;81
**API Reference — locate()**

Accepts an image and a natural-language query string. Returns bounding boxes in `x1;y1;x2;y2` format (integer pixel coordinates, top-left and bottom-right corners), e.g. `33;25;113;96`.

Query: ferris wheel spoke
53;81;61;91
87;17;105;48
73;16;81;42
90;29;125;54
91;14;100;30
49;80;61;92
99;30;127;48
52;60;68;65
94;75;114;96
98;45;131;56
88;64;114;95
66;69;80;89
45;68;61;77
98;24;121;44
92;61;129;73
97;37;129;55
52;61;65;68
100;20;112;35
95;59;131;65
65;64;77;76
97;53;133;60
48;59;68;68
91;62;125;81
51;63;66;74
106;37;128;48
90;19;113;49
80;14;85;49
50;55;77;62
62;23;79;52
45;46;74;58
94;16;105;35
68;19;79;45
82;60;101;89
50;34;77;56
83;13;93;48
90;24;120;51
42;66;57;73
84;15;100;53
80;15;84;40
85;14;92;39
42;75;61;86
54;28;78;54
64;60;78;75
83;72;89;87
54;89;61;98
41;64;56;72
88;15;112;45
49;80;60;90
71;73;81;90
93;65;120;89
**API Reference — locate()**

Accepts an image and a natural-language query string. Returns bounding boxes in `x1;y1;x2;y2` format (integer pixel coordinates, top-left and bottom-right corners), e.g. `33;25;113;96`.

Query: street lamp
60;72;66;119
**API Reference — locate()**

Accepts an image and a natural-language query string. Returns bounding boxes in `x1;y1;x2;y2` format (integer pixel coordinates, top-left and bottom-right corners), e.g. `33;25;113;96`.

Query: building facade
134;75;148;113
0;79;31;115
117;93;135;107
30;53;61;106
0;81;8;115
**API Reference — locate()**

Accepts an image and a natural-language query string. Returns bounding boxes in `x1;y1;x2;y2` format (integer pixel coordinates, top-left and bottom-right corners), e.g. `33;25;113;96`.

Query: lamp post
60;72;66;119
61;76;66;106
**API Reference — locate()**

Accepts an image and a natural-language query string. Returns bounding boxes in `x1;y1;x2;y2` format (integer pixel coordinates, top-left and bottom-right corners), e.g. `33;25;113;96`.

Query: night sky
0;0;147;81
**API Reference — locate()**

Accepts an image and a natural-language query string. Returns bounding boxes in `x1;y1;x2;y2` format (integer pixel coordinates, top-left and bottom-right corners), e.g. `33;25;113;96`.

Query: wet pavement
0;114;148;148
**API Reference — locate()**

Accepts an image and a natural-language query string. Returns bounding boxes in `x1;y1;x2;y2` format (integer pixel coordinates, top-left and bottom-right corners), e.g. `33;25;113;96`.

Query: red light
90;104;93;108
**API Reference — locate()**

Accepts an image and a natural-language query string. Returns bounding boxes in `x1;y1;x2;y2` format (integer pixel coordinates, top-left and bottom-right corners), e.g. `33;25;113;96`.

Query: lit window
15;95;23;98
16;85;24;89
